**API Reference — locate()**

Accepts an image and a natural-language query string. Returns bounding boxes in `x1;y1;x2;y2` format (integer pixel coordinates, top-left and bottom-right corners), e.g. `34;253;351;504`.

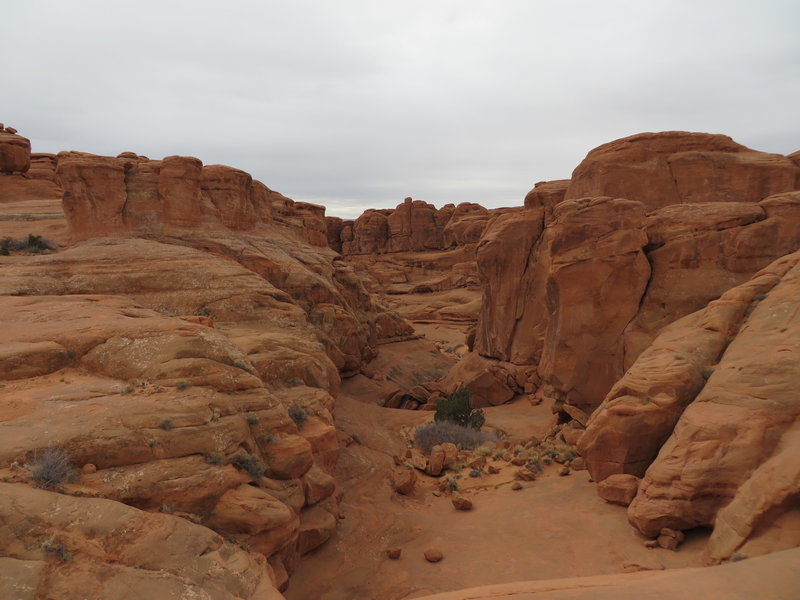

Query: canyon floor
285;324;708;600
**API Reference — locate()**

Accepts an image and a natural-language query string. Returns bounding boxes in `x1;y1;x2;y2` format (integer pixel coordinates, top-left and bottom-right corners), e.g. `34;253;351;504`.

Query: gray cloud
4;1;799;219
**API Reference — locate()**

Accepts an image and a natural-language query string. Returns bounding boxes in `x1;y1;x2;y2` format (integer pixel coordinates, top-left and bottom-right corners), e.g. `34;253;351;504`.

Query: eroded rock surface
580;251;800;562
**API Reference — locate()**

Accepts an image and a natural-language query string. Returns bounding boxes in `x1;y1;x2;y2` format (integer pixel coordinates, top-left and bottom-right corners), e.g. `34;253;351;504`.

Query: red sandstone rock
597;474;641;506
424;548;444;562
0;130;31;173
391;465;417;495
451;494;473;510
523;179;570;218
566;131;800;209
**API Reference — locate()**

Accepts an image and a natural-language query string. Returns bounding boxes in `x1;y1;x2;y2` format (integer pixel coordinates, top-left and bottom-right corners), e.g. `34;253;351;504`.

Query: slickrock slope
412;546;800;600
452;132;800;414
579;250;800;563
0;136;412;598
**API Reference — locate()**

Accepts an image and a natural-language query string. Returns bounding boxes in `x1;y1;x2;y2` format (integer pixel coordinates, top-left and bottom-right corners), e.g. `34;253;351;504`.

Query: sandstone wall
326;197;494;256
467;132;800;414
579;251;800;563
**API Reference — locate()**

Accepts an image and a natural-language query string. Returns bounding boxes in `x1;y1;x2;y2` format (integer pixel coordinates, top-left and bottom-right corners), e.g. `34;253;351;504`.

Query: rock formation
0;132;413;598
580;250;800;563
452;132;800;414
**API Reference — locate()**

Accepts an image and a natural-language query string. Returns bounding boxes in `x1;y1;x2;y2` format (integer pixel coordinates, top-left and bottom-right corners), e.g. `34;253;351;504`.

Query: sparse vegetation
1;234;55;255
235;453;266;479
413;420;499;454
261;433;277;445
175;380;189;391
434;388;485;429
41;537;72;561
205;452;226;465
159;418;174;431
232;361;249;371
701;366;715;380
288;405;308;429
245;411;259;425
29;447;74;489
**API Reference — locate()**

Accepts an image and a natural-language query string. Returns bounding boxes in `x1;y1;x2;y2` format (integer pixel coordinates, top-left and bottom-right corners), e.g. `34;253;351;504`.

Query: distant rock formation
55;151;327;246
325;197;494;256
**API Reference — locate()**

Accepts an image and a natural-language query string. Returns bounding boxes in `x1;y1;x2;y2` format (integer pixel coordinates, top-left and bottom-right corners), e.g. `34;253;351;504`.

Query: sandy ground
285;331;708;600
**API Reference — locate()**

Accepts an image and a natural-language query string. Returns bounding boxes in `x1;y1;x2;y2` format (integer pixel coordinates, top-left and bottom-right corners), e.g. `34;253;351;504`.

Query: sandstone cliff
579;250;800;564
0;134;413;598
454;132;800;414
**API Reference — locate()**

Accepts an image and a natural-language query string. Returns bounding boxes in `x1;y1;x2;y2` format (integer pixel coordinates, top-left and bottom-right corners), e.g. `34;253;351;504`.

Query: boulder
597;474;641;506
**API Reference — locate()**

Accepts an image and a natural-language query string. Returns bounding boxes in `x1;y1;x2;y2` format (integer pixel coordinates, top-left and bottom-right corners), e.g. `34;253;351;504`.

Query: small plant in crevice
350;432;362;445
261;433;277;445
245;412;259;425
175;380;189;391
232;361;249;371
41;537;72;562
288;405;308;429
701;366;715;381
29;447;74;489
159;419;174;431
160;504;174;514
205;452;226;465
235;453;266;479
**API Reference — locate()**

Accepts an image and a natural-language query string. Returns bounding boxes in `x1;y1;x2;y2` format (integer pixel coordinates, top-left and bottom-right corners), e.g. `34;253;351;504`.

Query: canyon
1;125;799;599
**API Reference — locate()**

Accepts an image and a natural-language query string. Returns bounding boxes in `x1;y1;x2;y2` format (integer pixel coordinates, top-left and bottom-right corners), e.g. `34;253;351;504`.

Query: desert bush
205;452;225;465
29;448;74;489
41;537;72;561
235;453;266;479
245;411;259;425
413;420;499;454
1;234;55;254
434;388;484;429
159;419;173;430
288;405;308;429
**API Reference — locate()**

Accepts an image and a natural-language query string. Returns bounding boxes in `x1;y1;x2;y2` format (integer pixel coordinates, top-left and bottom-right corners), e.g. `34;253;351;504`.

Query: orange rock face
580;251;800;561
468;132;800;413
55;151;325;246
566;131;800;209
0;129;31;173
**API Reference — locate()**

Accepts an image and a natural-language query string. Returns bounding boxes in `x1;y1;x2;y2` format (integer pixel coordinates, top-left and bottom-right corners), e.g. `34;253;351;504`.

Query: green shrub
245;412;259;425
175;380;189;391
29;448;74;489
1;234;55;254
413;420;499;454
159;419;173;431
434;388;484;429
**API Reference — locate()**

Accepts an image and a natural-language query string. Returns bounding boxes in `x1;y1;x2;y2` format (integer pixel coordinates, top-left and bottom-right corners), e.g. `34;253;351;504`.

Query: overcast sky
4;1;799;218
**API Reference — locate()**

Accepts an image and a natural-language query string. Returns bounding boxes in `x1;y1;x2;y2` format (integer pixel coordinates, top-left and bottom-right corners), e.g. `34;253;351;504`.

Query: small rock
487;465;501;475
515;469;536;481
391;466;417;495
597;473;641;506
657;535;680;550
424;549;444;563
657;528;685;551
511;481;523;491
386;547;402;559
559;466;570;476
81;463;97;474
469;456;487;469
644;539;659;549
569;457;587;471
451;494;473;511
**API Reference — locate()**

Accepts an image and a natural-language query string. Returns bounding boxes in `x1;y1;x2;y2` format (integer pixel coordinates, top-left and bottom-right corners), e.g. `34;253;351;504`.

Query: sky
4;1;799;219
